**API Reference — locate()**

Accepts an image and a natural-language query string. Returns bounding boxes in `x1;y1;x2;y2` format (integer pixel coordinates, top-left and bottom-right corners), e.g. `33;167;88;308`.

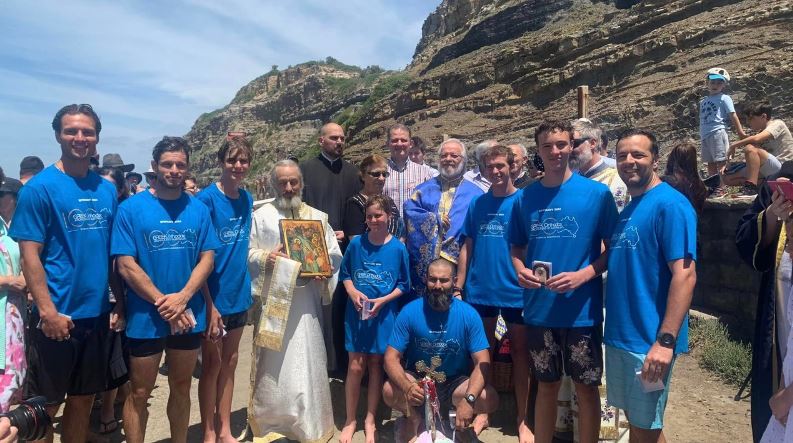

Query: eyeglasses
367;171;390;178
572;138;591;148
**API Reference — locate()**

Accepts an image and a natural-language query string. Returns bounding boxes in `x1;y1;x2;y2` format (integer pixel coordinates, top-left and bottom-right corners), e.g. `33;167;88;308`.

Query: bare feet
217;434;238;443
339;419;356;443
364;419;377;443
473;413;489;435
518;420;535;443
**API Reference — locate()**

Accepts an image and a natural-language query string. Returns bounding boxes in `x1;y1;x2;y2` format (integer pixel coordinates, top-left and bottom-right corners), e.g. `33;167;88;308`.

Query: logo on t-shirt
612;225;640;249
64;207;112;232
701;99;720;124
218;219;247;245
146;229;197;251
415;337;462;357
478;215;506;237
530;216;579;238
354;269;394;289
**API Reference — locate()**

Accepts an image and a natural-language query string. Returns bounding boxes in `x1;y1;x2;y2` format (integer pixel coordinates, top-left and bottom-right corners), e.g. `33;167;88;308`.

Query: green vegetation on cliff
335;72;413;129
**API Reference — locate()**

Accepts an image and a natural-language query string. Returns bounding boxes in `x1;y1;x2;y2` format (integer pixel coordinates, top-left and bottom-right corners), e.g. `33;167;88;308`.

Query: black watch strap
656;332;676;349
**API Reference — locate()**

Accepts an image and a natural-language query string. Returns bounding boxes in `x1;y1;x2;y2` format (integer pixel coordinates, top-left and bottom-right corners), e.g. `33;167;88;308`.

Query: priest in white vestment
247;159;341;443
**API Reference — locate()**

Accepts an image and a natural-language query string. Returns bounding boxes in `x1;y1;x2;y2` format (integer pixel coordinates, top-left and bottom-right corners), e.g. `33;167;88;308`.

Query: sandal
98;419;119;434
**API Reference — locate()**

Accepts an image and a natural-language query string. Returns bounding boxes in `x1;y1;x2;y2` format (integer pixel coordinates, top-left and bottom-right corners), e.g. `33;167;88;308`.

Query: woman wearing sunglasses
343;154;405;243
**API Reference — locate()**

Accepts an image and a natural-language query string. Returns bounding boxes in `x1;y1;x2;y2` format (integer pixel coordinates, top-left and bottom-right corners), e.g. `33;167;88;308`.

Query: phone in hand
768;180;793;201
360;300;374;320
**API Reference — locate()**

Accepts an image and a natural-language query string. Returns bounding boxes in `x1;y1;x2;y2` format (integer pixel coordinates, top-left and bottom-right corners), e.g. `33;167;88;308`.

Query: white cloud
0;0;440;177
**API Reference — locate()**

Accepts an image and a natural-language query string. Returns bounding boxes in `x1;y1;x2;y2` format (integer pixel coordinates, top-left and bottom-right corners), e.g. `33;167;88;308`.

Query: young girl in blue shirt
339;195;410;443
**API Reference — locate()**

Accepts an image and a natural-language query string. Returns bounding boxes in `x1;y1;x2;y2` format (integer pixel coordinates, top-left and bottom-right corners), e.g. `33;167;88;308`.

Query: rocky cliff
185;0;793;189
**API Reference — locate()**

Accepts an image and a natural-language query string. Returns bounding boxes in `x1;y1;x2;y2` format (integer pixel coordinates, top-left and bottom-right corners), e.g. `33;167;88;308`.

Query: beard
275;195;302;210
439;162;465;180
569;149;593;172
427;287;453;311
625;171;655;192
158;175;184;190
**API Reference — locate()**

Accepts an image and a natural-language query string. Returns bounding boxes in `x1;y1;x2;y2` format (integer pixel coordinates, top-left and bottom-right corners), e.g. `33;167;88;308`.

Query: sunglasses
572;138;591;148
367;171;390;178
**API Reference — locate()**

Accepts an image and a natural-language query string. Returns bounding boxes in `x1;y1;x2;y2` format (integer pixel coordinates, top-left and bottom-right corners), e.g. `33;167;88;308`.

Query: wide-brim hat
101;153;135;172
143;167;156;179
0;178;22;194
126;171;143;182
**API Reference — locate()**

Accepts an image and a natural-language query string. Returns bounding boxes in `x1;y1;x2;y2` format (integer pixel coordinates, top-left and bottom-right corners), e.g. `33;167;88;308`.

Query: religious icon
279;219;333;277
532;260;552;285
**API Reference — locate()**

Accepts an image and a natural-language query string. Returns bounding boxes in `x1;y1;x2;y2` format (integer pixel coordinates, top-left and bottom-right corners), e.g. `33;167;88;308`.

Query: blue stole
403;177;483;300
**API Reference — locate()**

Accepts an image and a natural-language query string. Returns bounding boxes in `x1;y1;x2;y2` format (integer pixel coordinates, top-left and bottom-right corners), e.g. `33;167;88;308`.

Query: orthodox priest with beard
404;139;484;303
247;159;342;442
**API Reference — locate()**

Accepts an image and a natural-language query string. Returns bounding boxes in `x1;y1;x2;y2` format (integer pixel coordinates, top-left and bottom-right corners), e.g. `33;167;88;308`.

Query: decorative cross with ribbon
415;355;447;384
414;356;448;441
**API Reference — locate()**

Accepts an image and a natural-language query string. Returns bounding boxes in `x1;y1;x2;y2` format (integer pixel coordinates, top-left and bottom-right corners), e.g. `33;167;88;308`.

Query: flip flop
98;419;118;434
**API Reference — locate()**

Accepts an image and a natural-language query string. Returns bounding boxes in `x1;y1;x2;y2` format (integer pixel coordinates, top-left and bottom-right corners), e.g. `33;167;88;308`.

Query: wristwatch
656;332;676;349
465;393;477;405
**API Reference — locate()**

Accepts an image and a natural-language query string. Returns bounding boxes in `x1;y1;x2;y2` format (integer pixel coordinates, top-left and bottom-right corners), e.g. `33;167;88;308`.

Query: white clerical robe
247;201;341;443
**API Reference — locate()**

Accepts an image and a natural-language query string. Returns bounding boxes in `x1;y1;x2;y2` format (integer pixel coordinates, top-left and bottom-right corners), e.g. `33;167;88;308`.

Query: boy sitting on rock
723;101;793;196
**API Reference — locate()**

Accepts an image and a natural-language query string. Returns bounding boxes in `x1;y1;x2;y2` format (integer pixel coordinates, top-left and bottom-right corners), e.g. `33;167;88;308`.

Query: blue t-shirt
508;174;618;327
461;190;523;308
341;235;410;354
9;165;116;319
388;298;488;379
604;182;697;355
700;93;735;137
196;184;253;316
111;191;221;338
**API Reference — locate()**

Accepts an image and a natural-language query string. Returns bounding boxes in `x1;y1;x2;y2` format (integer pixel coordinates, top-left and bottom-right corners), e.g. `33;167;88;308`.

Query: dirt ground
49;325;751;442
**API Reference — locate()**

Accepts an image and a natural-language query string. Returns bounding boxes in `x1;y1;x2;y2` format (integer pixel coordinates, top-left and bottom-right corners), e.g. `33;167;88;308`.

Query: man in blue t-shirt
112;136;220;443
605;130;697;441
509;120;618;443
383;258;498;441
10;104;121;442
195;136;254;442
457;144;533;441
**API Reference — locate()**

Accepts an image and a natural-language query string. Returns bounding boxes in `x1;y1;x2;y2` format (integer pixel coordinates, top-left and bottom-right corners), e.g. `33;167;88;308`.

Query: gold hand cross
415;355;447;383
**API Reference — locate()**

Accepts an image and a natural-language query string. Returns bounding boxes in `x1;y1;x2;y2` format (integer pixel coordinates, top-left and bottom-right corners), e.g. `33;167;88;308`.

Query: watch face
658;333;675;347
466;394;476;404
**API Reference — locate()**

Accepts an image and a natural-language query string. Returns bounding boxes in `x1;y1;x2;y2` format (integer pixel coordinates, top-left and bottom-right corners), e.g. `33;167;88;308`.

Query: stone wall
694;198;759;339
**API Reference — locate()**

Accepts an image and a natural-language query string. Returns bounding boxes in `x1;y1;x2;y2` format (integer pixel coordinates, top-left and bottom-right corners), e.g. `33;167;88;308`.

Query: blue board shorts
605;345;676;429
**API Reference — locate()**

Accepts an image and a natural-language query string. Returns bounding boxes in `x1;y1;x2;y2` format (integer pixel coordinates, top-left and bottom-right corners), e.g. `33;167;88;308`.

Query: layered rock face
186;0;793;186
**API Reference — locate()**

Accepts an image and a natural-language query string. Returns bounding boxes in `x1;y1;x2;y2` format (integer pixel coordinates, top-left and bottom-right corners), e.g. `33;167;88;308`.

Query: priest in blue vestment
404;138;484;303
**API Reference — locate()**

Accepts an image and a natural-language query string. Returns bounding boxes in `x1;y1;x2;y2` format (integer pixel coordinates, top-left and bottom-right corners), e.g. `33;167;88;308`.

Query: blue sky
0;0;440;178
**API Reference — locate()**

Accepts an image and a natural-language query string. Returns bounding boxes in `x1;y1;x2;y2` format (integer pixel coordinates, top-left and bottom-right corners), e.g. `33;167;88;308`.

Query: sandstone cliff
185;0;793;191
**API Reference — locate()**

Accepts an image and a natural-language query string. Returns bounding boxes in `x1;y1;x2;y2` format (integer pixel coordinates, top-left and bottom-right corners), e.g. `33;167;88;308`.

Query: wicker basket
492;360;514;392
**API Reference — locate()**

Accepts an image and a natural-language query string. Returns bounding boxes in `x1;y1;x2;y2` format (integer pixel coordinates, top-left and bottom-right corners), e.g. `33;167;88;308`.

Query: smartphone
768;180;793;200
360;300;374;320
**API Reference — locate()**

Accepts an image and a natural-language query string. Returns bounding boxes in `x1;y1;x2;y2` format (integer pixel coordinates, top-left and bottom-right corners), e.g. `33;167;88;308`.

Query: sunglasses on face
367;171;390;178
573;138;591;148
